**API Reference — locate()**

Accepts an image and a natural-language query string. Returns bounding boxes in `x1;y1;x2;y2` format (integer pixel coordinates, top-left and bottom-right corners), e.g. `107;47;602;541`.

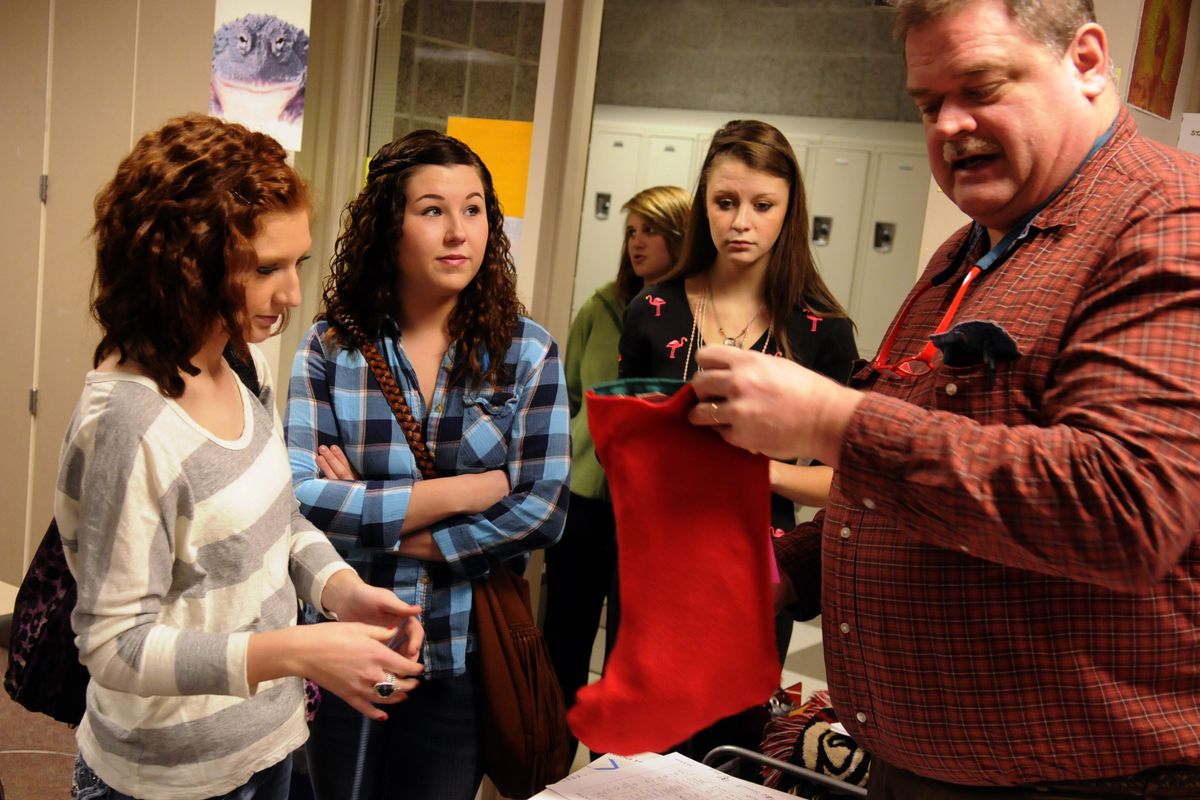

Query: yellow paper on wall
446;117;533;218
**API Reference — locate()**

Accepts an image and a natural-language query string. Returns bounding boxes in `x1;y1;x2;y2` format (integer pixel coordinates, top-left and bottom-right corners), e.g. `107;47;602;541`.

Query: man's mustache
943;137;1001;164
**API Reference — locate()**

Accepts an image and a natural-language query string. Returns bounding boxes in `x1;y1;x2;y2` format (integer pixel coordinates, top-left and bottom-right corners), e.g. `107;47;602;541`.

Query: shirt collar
1029;108;1130;232
379;315;402;338
929;109;1127;287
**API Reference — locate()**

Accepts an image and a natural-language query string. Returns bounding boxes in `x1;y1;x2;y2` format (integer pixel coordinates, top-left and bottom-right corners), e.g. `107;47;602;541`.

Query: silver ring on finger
374;671;397;698
710;401;721;425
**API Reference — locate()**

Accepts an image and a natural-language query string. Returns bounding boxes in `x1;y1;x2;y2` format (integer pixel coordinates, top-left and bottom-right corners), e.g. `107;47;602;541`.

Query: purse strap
337;314;439;481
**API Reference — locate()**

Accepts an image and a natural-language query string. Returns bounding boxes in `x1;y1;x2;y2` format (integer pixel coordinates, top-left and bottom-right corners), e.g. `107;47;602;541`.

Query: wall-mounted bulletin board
1127;0;1192;120
210;0;312;151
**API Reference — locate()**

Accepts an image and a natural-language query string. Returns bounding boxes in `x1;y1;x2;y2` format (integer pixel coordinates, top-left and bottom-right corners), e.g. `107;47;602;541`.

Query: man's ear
1071;23;1110;99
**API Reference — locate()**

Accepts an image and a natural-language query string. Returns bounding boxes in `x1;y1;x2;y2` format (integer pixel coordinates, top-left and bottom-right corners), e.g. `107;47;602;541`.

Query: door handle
874;222;896;253
595;192;612;220
812;216;832;247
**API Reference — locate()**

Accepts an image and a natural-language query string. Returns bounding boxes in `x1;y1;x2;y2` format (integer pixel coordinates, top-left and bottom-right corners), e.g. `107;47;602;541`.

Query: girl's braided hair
337;313;438;478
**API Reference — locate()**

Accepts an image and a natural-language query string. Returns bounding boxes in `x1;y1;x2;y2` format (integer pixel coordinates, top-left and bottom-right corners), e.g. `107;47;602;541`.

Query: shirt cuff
431;522;490;582
837;392;925;508
311;562;356;619
228;631;254;699
775;522;822;621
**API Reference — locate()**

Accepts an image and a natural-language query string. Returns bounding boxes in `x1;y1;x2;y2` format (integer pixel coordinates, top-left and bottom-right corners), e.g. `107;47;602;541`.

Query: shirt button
945;382;958;396
839;622;851;634
862;498;877;510
840;526;851;539
420;575;431;585
435;403;444;413
856;711;867;724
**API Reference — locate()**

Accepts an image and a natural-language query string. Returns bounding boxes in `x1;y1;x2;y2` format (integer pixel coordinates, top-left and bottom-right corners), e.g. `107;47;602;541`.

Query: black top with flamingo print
618;277;859;528
619;278;857;386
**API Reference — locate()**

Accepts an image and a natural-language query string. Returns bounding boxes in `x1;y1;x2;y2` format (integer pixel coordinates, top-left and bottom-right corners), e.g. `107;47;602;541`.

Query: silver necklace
680;288;771;380
707;278;762;348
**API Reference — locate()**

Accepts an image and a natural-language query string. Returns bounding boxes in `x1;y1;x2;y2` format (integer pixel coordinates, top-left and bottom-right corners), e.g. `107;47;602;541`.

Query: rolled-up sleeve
285;325;418;550
432;337;571;580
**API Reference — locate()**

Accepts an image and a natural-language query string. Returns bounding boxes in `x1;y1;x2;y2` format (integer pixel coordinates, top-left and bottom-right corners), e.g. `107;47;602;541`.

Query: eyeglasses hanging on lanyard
872;220;1034;377
871;244;984;377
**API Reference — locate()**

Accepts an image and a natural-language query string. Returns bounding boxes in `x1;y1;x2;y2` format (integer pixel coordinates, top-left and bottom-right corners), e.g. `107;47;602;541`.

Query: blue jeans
72;753;292;800
306;671;481;800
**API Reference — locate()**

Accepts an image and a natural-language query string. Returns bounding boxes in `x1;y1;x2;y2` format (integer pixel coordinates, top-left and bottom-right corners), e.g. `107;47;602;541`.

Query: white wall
0;0;214;591
0;0;380;591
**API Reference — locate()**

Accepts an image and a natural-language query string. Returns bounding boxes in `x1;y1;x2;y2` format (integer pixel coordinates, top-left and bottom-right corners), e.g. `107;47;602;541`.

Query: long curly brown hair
320;130;524;389
668;119;849;360
91;113;309;397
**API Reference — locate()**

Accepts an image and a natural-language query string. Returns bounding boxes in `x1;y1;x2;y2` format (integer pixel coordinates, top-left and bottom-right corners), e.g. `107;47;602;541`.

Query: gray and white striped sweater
55;346;348;799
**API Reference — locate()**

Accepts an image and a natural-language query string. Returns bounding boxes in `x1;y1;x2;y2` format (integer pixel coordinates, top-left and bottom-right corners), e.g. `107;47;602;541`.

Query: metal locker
850;151;933;357
642;135;695;192
804;147;870;313
572;130;644;317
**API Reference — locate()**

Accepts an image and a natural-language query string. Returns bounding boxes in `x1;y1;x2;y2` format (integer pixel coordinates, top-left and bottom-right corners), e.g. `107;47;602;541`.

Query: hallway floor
0;643;78;799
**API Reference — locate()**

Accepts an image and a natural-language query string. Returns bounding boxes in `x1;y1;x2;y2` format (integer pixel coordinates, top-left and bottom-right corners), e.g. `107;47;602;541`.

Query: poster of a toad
210;0;311;151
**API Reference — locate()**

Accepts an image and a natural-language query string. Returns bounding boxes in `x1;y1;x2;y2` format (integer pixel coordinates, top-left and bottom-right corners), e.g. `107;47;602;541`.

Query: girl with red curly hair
61;114;425;800
285;130;570;799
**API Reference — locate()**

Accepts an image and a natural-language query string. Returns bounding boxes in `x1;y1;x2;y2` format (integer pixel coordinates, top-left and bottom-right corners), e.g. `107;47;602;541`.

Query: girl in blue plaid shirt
285;130;570;800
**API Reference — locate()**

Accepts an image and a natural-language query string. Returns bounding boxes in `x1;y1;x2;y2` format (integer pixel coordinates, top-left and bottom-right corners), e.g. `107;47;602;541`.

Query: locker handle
595;193;612;221
813;216;832;247
873;222;896;254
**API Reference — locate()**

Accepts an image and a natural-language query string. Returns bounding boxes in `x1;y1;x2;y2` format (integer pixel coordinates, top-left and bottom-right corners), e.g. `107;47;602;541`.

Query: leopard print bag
3;517;89;725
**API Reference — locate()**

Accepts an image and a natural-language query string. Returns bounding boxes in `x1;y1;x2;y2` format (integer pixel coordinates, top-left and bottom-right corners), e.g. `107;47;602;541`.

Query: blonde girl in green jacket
542;185;691;760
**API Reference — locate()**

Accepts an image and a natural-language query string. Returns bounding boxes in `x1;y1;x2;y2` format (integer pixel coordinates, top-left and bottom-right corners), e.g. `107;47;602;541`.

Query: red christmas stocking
567;380;779;755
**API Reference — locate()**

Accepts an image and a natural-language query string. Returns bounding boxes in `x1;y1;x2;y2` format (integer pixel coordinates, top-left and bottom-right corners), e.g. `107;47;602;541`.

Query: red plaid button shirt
777;109;1200;785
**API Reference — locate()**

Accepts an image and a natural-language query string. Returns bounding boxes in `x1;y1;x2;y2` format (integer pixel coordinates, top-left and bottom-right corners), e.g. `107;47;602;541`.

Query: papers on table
536;752;799;800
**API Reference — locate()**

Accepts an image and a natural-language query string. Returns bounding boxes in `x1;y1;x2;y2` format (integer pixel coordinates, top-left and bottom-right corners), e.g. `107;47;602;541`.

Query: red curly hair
320;129;524;389
91;113;309;397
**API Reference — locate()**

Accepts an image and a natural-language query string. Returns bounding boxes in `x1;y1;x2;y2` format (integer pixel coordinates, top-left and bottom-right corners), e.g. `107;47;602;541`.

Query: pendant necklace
707;278;762;348
682;284;772;380
681;291;705;381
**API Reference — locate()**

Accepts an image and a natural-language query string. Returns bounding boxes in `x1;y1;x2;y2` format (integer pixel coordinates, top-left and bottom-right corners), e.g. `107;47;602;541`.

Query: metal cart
703;745;868;798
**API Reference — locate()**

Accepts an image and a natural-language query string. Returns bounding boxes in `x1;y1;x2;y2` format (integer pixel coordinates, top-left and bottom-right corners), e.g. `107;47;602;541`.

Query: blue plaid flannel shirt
284;316;570;678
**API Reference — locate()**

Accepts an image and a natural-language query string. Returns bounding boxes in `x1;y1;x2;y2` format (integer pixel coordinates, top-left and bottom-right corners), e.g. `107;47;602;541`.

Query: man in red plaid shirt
690;0;1200;796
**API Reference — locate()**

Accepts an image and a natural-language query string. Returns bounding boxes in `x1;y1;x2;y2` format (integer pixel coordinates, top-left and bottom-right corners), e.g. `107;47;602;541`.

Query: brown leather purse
341;317;570;799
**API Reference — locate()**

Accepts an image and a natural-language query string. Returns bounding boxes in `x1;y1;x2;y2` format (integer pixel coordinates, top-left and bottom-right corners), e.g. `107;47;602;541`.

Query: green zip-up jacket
566;281;624;500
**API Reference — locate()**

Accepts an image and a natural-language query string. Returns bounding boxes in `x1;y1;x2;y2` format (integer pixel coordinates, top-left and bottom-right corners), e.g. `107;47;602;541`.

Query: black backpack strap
222;344;262;398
